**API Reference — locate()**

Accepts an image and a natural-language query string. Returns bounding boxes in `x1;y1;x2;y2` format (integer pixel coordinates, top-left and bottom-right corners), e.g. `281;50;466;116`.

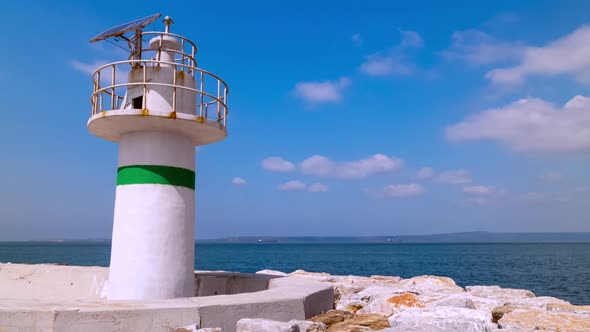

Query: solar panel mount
90;13;161;43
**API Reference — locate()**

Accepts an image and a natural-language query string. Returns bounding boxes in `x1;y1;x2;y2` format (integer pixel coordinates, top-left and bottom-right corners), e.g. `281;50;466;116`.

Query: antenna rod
133;28;142;63
163;16;174;33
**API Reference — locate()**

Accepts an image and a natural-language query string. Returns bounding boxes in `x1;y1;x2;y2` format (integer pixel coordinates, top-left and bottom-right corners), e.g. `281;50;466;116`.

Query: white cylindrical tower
87;15;229;300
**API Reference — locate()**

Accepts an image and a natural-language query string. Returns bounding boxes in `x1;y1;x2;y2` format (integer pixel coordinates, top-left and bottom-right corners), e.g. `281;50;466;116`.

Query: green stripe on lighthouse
117;165;195;189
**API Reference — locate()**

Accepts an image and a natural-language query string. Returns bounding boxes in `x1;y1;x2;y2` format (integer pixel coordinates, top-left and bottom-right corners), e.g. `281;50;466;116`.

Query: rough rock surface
369;276;402;284
426;294;476;309
491;306;514;323
388;307;494;332
282;270;587;332
256;269;288;276
387;293;424;309
466;285;535;300
289;320;327;332
236;318;297;332
310;310;355;326
546;303;590;316
395;275;464;295
504;296;570;309
498;307;590;331
327;314;390;332
236;318;326;332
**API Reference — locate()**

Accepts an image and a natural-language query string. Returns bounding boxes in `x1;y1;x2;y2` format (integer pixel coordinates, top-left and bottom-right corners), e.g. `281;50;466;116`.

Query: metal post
111;65;116;110
172;67;177;113
217;80;221;123
134;29;142;62
142;64;147;109
163;16;173;33
97;71;101;112
199;72;204;117
223;89;228;127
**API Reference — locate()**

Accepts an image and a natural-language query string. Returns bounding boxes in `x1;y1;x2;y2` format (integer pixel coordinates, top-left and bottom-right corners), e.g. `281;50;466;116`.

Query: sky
1;0;589;240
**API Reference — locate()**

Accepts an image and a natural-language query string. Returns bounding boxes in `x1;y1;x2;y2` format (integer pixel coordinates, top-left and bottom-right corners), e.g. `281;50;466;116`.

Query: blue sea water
0;242;588;304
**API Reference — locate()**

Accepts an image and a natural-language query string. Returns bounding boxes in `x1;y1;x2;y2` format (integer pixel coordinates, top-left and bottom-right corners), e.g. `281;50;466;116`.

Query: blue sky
1;0;589;240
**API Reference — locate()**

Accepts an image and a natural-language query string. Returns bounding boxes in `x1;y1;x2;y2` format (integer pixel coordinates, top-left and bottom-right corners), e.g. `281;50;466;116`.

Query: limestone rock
335;299;366;313
420;293;501;312
337;276;373;284
491;306;515;323
256;269;288;276
466;286;535;300
426;294;476;309
504;296;570;309
356;298;395;316
288;320;327;332
236;319;327;332
328;314;390;331
358;293;425;317
333;282;366;306
546;303;590;316
470;297;505;312
290;270;338;283
498;308;590;331
369;275;402;284
326;325;371;332
236;318;297;332
336;285;392;313
356;286;403;302
388;307;494;332
394;275;465;295
387;293;424;309
310;310;354;327
175;328;222;332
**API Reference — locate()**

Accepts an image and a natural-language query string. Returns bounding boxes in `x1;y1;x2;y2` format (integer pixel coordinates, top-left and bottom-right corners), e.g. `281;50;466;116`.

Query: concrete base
0;263;334;332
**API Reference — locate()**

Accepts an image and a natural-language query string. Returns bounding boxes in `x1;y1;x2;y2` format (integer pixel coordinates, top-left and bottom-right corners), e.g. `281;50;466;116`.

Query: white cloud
308;183;329;193
352;33;362;46
416;167;435;179
517;192;551;201
463;197;490;206
374;184;425;198
278;180;307;191
70;59;105;75
360;30;423;77
361;55;412;76
293;77;351;103
71;59;128;84
261;157;296;172
438;170;472;185
539;171;562;182
515;191;571;203
486;25;590;85
232;177;247;185
463;185;502;196
441;29;525;66
398;30;424;48
446;95;590;152
482;13;520;29
300;154;403;179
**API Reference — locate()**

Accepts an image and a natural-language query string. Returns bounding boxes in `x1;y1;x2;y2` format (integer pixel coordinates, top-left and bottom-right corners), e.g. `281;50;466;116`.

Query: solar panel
90;13;161;43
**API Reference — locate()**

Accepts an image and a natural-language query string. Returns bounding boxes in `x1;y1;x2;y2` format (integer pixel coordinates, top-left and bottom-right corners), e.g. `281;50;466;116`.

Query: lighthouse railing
90;59;228;128
129;31;198;69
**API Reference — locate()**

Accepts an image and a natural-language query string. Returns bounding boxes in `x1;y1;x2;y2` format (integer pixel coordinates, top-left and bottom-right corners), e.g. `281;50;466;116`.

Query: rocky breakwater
252;269;590;332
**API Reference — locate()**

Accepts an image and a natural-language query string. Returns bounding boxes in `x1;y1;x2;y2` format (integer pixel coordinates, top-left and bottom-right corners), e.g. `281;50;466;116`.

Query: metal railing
90;59;229;128
129;31;198;69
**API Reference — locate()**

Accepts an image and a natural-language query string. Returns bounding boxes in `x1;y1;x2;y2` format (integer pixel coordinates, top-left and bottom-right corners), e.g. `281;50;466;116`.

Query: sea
0;242;588;305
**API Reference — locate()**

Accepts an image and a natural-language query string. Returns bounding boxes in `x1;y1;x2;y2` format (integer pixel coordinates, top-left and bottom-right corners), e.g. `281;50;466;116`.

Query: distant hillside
199;232;590;243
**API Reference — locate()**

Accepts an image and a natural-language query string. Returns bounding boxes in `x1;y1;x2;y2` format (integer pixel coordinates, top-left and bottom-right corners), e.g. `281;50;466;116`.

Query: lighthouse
87;14;228;300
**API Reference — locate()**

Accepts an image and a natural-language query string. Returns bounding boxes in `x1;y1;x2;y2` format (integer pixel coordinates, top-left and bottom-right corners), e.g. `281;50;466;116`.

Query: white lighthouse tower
87;14;229;300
